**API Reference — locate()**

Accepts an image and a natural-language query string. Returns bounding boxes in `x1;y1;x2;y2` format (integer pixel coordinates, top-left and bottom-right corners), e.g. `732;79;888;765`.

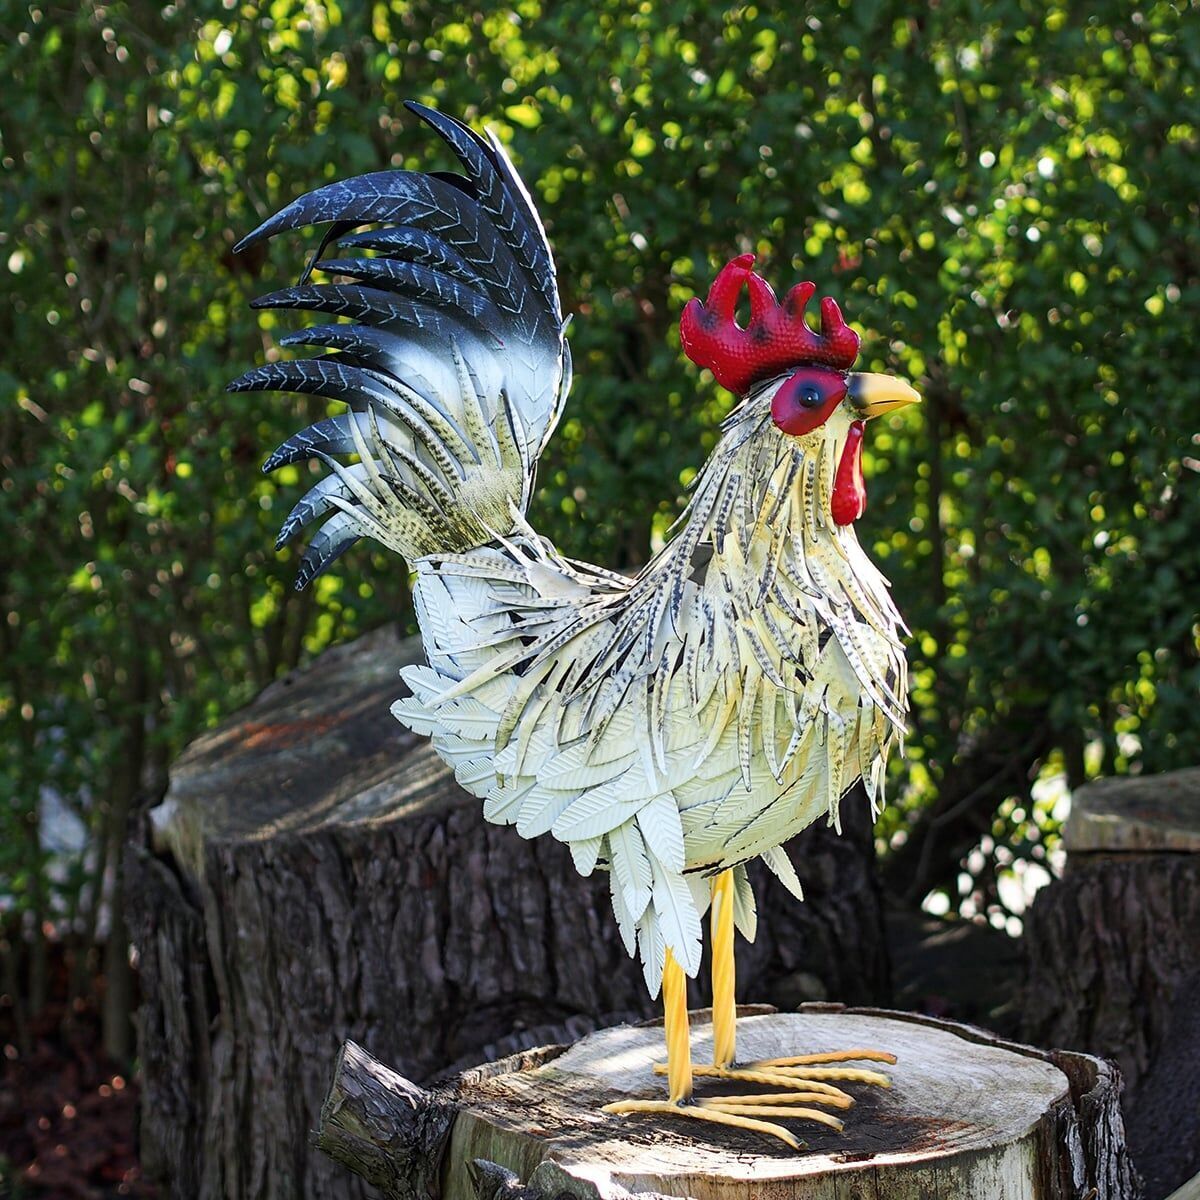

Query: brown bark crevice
1021;854;1200;1199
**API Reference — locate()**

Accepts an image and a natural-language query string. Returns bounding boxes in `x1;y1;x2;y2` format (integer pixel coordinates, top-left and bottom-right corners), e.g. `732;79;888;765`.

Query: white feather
569;835;603;876
761;844;805;901
482;779;529;825
515;785;578;839
636;908;666;997
389;698;439;736
608;822;652;920
550;780;648;842
397;664;448;705
610;873;637;956
432;697;503;738
683;872;711;919
649;856;703;978
454;757;495;790
732;864;758;942
636;792;685;874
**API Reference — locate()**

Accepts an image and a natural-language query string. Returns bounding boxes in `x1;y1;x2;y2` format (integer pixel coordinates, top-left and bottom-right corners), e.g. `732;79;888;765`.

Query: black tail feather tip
233;226;268;255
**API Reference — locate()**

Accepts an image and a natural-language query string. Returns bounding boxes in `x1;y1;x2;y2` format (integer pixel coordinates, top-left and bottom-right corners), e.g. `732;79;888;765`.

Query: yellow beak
847;371;921;419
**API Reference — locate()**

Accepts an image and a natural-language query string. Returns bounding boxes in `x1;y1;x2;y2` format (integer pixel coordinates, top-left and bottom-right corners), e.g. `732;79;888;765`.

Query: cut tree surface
1063;767;1200;854
449;1011;1062;1200
319;1007;1139;1200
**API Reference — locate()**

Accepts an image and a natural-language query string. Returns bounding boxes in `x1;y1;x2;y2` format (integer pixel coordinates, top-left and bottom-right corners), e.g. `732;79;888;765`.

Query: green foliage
1;0;1197;1004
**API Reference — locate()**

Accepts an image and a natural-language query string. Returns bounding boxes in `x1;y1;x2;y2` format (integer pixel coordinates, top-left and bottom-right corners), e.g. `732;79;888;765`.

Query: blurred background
1;0;1197;1190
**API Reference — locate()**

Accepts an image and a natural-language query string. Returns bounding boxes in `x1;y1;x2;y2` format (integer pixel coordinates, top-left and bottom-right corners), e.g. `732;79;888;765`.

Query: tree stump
317;1005;1138;1200
126;627;889;1200
1021;768;1200;1199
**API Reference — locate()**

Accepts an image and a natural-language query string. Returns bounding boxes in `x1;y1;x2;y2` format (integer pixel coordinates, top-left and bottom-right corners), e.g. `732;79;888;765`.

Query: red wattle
832;420;867;526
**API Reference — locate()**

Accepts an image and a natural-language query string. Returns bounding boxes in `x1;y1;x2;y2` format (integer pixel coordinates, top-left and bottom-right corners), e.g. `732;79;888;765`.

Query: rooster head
680;254;919;525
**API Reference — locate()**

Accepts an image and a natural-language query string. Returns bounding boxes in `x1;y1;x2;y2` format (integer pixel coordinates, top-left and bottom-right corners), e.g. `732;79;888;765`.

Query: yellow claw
602;1099;801;1150
697;1091;853;1110
752;1048;897;1067
699;1101;844;1131
747;1064;892;1088
654;1062;854;1101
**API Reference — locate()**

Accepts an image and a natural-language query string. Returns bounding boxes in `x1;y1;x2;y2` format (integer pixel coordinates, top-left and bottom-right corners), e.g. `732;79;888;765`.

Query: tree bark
127;626;889;1200
1021;769;1200;1200
315;1040;458;1200
316;1006;1139;1200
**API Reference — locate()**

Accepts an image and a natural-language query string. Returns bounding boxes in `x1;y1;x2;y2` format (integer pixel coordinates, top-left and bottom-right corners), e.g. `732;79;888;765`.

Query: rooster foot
697;1046;896;1090
603;949;847;1149
618;1049;892;1148
605;1050;893;1150
681;1048;893;1111
655;1048;893;1132
601;1097;816;1150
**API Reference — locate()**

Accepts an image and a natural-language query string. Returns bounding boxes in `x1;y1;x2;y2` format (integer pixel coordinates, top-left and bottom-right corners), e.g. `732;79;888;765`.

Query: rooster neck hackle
645;397;907;731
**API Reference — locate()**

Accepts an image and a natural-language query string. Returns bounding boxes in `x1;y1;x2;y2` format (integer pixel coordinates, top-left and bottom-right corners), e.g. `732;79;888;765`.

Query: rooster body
232;104;911;999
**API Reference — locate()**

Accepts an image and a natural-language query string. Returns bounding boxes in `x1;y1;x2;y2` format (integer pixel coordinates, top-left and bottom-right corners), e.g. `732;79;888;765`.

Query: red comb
679;254;860;395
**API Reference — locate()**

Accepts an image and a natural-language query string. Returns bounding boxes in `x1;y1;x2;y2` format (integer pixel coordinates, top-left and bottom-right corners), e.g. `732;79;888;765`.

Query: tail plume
228;103;570;585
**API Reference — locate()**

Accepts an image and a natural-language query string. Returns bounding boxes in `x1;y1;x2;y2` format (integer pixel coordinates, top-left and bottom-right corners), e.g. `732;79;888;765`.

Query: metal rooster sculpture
230;103;919;1148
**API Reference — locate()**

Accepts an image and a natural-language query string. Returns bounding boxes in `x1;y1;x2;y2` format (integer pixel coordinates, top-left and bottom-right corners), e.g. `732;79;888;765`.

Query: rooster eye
770;367;848;437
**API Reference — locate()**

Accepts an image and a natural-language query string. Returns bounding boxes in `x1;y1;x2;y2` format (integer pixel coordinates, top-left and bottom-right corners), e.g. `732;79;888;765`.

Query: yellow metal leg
604;946;807;1149
604;895;896;1149
662;1057;894;1091
710;870;737;1069
662;945;693;1102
